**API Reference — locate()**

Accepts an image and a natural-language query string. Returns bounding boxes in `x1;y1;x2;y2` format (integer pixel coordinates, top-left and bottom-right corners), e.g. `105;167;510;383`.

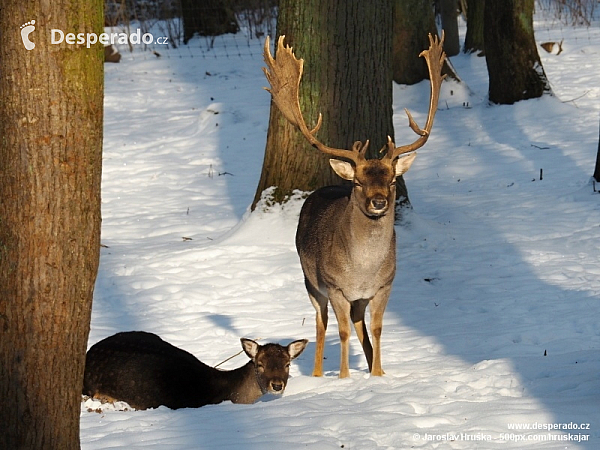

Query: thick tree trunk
439;0;460;56
181;0;239;44
484;0;551;104
393;0;439;85
593;117;600;182
0;2;103;449
393;1;459;85
464;0;485;54
252;0;407;209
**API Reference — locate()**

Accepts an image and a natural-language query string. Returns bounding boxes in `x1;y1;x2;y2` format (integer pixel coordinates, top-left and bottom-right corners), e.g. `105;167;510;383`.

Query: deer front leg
369;284;392;376
307;282;328;377
329;288;352;378
350;299;373;372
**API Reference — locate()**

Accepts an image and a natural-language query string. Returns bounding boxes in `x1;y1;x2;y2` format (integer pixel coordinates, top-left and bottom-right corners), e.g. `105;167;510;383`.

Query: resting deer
263;34;445;378
83;331;308;409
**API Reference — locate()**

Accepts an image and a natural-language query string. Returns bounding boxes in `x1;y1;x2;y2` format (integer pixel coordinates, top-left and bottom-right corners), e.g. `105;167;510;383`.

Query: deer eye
353;181;362;188
389;179;396;186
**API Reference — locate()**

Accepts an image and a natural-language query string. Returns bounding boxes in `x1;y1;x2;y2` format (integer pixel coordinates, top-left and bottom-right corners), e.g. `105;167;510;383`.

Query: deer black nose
271;382;284;392
370;197;388;211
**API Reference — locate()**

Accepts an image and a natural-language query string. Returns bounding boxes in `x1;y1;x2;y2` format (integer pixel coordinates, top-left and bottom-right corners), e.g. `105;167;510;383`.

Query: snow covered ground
81;12;600;450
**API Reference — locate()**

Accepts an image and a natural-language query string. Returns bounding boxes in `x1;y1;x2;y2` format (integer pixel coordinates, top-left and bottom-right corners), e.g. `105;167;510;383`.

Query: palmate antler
263;35;365;164
388;32;447;160
263;33;446;163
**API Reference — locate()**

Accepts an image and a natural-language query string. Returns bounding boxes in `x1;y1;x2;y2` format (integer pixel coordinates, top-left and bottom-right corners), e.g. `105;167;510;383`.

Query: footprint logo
20;20;36;51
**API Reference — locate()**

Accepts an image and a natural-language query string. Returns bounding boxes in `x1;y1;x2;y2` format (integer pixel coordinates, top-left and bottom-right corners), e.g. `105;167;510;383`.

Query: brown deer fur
83;331;307;409
263;34;445;378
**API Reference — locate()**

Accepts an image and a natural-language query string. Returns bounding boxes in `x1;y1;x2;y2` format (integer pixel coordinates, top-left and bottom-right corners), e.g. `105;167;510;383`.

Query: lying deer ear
394;152;417;176
330;159;355;180
287;339;308;360
241;338;259;359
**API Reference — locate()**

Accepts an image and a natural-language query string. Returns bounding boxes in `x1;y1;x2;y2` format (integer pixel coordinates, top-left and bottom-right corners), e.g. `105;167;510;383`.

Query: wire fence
104;0;275;59
105;0;598;61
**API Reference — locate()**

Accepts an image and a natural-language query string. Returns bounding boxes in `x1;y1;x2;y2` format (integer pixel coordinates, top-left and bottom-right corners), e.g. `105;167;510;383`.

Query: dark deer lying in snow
263;34;445;378
83;331;308;410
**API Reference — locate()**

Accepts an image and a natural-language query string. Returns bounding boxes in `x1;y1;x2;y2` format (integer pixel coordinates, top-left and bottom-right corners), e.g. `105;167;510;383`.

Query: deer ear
241;338;259;359
394;152;417;176
329;159;355;180
287;339;308;360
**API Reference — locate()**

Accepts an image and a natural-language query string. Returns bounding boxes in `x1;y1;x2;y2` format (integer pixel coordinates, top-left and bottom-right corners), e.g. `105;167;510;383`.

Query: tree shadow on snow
386;98;600;447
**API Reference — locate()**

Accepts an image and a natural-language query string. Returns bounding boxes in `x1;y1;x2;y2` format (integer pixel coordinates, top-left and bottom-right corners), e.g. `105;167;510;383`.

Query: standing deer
263;34;445;378
83;331;308;409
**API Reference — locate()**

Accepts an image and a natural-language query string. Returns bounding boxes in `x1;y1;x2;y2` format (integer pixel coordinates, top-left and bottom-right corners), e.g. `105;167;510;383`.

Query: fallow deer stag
263;34;445;378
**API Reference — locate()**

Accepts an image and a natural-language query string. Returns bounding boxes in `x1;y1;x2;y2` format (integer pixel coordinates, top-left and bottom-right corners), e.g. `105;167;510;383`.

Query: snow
82;13;600;450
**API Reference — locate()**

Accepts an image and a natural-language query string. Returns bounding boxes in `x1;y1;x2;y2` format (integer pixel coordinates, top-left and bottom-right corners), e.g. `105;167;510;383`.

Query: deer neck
223;361;264;404
338;197;395;262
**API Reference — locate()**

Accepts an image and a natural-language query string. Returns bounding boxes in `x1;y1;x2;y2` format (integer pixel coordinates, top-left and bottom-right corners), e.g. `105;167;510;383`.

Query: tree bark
484;0;551;104
393;0;439;85
439;0;460;56
393;1;459;85
181;0;239;44
252;0;408;209
0;2;103;449
593;116;600;182
464;0;485;54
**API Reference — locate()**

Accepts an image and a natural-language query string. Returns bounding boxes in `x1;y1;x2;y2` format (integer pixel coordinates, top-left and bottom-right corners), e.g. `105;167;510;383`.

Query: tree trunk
181;0;239;44
393;0;439;85
464;0;485;54
439;0;460;56
484;0;551;104
593;116;600;182
393;1;459;85
252;0;407;209
0;2;103;449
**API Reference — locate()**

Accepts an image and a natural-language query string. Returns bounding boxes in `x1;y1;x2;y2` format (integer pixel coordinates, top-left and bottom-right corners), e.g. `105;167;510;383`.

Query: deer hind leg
329;289;352;378
306;279;328;377
369;284;392;376
350;299;373;372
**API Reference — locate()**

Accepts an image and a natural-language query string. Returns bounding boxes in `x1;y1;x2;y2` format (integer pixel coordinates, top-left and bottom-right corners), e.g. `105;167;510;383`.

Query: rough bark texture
181;0;239;44
392;0;439;85
594;117;600;182
464;0;485;54
0;1;103;449
484;0;551;104
252;0;407;209
439;0;460;56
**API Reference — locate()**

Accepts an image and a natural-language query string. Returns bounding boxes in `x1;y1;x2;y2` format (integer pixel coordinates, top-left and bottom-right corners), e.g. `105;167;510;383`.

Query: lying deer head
241;338;307;395
263;33;446;218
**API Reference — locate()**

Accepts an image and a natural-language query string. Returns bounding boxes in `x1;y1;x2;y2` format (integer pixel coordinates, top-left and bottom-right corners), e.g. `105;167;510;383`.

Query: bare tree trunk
439;0;460;56
252;0;407;209
393;0;439;85
484;0;551;104
393;0;460;85
181;0;239;44
0;1;103;448
593;116;600;182
464;0;485;54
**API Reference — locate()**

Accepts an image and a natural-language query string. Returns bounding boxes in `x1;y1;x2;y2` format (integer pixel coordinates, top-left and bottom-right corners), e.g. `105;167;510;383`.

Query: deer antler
386;32;447;161
264;33;445;165
263;35;364;164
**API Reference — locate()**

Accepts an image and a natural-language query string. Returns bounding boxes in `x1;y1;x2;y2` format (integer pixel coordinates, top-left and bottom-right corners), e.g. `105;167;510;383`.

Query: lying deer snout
270;381;284;392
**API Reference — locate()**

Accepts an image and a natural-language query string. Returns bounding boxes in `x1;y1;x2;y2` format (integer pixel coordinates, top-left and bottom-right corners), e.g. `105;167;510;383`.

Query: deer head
241;338;307;395
263;33;446;216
